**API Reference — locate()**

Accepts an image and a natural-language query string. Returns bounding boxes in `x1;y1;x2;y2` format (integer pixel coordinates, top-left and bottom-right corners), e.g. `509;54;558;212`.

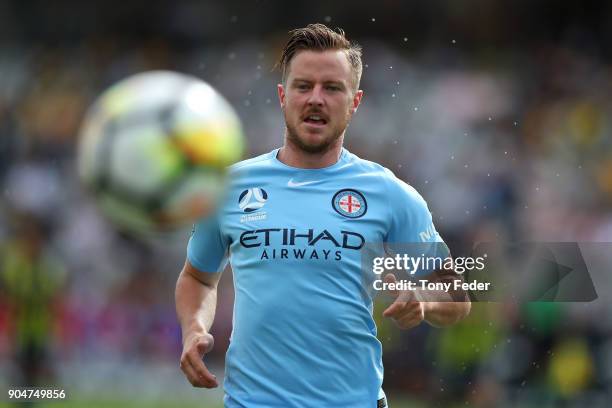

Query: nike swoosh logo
288;178;319;187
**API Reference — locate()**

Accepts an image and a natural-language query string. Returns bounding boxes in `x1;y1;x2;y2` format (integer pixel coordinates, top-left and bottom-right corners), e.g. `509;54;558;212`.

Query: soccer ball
78;70;245;233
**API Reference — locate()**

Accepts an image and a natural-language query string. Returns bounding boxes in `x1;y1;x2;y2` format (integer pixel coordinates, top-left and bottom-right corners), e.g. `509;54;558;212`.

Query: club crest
332;189;367;218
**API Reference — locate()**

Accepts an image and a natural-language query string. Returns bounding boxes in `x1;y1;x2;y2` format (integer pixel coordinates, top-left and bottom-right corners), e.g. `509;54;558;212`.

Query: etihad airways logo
239;228;365;261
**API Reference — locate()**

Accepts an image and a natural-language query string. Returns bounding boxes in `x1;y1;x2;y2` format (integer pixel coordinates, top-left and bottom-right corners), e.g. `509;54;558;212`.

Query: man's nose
307;85;324;106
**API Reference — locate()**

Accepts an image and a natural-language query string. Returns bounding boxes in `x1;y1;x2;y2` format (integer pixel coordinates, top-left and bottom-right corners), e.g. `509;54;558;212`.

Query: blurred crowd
1;1;612;406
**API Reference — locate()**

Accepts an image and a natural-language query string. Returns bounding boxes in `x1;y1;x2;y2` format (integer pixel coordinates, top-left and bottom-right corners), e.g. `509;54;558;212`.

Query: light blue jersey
187;148;444;407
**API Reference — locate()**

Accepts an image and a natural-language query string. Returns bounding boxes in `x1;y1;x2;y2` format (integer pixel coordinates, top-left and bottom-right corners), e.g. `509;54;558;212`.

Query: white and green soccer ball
78;70;245;233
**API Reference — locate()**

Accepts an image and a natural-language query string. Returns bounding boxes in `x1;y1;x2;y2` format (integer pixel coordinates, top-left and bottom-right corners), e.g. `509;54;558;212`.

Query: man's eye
326;85;340;91
297;84;309;90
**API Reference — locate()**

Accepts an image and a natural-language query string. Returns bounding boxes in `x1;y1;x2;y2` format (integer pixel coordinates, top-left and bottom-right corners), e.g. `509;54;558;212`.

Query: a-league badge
239;188;268;213
332;189;367;218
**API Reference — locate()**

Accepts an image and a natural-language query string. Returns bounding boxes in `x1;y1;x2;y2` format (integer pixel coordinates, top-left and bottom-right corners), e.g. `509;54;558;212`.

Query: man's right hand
179;332;219;388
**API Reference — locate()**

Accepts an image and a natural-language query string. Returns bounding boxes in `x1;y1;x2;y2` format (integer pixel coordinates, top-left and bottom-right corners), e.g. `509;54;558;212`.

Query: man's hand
382;273;426;329
179;331;219;388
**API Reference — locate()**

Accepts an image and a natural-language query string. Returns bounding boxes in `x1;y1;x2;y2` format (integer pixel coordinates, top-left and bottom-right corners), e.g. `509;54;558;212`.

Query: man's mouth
303;114;328;125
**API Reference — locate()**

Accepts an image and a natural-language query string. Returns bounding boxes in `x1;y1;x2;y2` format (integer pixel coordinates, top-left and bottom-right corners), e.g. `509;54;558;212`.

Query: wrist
421;299;436;316
182;322;208;341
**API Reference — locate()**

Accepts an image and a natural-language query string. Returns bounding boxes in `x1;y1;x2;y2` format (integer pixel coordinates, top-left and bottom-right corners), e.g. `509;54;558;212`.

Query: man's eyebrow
291;78;346;87
323;80;345;87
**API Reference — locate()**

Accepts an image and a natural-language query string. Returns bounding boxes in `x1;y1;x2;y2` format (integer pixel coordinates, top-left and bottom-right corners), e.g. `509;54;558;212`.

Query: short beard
284;112;349;154
285;125;341;154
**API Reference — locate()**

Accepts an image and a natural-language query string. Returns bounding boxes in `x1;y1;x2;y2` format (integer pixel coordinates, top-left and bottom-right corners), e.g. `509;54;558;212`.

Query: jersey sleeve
187;213;229;274
384;170;450;275
386;175;443;244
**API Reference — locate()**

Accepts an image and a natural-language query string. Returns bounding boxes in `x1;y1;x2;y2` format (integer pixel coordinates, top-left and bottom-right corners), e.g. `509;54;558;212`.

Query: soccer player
175;23;471;407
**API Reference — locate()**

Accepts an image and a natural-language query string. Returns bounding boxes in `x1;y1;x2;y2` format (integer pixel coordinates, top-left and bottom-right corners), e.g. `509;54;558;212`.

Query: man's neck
277;136;344;169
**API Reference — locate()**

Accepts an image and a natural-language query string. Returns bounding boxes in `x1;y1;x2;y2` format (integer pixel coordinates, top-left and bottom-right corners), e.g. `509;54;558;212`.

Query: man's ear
352;89;364;114
277;84;286;108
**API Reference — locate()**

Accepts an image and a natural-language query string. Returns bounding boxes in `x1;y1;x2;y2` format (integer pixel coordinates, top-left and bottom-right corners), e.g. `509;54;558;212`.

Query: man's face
278;50;363;154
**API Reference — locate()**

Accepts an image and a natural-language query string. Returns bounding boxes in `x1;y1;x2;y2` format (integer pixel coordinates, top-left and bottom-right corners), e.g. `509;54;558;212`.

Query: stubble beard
284;111;350;155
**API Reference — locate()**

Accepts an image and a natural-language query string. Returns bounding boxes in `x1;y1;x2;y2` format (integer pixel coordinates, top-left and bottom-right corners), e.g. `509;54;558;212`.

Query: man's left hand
382;273;426;329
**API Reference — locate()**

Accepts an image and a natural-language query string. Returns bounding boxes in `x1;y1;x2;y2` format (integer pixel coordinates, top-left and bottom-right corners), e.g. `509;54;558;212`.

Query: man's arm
418;267;471;327
175;259;222;388
383;269;471;329
417;291;471;328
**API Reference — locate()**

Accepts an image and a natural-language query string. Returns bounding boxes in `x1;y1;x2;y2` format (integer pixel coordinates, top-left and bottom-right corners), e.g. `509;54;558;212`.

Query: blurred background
1;0;612;406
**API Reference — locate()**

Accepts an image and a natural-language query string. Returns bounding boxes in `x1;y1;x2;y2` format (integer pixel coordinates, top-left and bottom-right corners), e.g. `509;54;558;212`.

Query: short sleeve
187;213;229;273
385;171;443;245
384;171;450;275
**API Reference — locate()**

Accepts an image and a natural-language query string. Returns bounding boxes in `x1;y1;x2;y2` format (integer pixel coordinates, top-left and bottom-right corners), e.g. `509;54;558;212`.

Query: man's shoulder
344;149;392;176
346;150;407;185
228;150;276;175
346;150;425;204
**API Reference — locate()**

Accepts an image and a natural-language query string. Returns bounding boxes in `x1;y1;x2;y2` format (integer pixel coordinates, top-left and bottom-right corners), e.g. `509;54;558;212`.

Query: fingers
382;273;417;318
383;298;419;318
382;301;403;318
180;334;219;388
191;348;219;386
383;273;399;298
396;313;423;330
382;276;424;329
383;274;414;302
180;351;219;388
385;303;424;329
180;357;205;387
